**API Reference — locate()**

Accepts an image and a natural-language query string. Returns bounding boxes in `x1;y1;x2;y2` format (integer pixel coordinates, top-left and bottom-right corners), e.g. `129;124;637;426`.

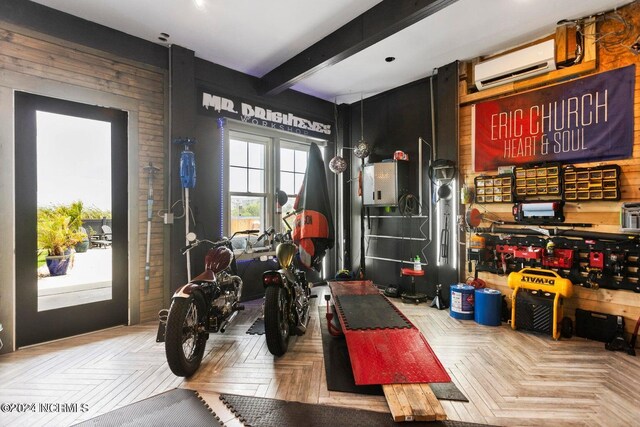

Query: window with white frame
226;126;325;237
229;131;268;236
278;141;325;230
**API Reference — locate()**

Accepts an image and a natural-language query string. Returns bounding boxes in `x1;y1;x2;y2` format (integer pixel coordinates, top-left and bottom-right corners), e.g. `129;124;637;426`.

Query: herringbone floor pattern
1;286;639;426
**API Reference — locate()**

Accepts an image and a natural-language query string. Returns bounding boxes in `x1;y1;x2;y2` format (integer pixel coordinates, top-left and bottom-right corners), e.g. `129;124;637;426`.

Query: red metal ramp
328;281;451;385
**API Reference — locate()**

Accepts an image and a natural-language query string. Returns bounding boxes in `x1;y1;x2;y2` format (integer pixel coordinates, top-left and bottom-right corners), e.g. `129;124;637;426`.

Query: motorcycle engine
293;284;309;335
211;271;240;318
294;286;306;314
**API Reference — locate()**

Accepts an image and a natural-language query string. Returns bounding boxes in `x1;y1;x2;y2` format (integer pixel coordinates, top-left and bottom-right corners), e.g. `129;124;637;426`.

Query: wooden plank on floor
420;384;447;421
383;383;446;422
383;384;409;422
404;383;433;421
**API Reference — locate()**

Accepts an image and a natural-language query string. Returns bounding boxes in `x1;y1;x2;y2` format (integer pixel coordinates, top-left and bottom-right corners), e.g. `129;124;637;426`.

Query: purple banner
474;65;635;172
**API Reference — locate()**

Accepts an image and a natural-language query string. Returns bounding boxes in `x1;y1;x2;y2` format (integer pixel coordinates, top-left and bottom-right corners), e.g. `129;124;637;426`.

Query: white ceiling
32;0;632;104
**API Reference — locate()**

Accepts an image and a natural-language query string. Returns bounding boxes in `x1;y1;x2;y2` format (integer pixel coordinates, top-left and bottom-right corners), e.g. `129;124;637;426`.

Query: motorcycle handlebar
180;237;230;255
181;241;197;254
237;229;260;235
282;209;302;220
257;226;275;242
282;209;302;231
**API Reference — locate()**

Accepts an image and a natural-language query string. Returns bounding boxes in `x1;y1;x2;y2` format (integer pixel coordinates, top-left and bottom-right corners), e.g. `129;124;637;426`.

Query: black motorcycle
159;230;258;377
262;209;313;356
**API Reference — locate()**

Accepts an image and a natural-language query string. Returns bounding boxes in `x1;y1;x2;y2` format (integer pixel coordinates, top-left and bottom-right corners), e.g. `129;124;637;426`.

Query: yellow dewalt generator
507;268;573;340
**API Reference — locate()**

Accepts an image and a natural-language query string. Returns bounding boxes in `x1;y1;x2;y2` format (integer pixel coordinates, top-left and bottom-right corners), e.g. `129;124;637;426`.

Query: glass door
15;92;128;347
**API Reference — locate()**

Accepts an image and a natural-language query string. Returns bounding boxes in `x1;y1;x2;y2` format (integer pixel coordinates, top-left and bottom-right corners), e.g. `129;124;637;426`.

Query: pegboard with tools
468;231;640;293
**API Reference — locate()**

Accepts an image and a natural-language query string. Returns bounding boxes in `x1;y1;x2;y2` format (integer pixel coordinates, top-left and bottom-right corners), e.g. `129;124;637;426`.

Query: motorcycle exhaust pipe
219;304;244;333
295;323;307;335
294;306;310;335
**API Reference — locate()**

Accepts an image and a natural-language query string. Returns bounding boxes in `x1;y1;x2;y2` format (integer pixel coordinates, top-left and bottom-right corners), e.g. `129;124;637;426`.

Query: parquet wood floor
1;286;639;426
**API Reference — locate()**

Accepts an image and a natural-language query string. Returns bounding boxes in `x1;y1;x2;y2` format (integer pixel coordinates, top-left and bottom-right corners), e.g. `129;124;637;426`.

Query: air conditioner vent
475;40;556;91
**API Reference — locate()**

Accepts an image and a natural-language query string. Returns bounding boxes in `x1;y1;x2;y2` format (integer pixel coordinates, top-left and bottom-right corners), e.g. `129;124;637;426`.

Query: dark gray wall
337;104;352;271
347;79;432;293
168;51;337;293
433;61;460;294
347;63;459;300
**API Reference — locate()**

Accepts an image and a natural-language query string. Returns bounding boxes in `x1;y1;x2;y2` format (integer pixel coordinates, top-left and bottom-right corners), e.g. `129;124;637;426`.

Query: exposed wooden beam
259;0;458;95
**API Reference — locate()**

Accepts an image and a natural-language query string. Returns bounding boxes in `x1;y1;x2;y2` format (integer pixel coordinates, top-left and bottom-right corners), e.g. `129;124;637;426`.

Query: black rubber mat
246;317;265;335
318;307;384;396
334;294;411;330
429;382;469;402
317;307;468;402
219;393;491;427
74;388;224;427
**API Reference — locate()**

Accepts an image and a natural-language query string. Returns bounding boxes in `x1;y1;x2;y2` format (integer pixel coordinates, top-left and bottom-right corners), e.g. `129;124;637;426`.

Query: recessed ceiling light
194;0;206;9
385;56;396;63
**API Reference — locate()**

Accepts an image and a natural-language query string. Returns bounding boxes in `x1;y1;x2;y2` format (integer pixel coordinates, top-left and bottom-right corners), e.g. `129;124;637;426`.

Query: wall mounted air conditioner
474;39;556;91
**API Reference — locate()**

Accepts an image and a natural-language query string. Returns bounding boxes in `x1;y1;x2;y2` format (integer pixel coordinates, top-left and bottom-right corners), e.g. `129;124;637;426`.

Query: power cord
399;193;421;217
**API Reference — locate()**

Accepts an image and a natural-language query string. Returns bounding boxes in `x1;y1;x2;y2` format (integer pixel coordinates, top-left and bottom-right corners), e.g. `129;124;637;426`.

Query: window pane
280;171;295;195
294;172;305;194
248;169;264;193
248;142;264;169
36;112;113;311
230;196;264;235
280;148;294;172
295;150;307;173
229;167;247;192
230;139;247;167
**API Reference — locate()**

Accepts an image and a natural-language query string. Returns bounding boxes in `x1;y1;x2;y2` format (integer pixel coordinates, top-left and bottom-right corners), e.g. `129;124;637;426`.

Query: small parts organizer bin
514;163;561;199
474;163;621;204
563;165;620;201
475;174;513;203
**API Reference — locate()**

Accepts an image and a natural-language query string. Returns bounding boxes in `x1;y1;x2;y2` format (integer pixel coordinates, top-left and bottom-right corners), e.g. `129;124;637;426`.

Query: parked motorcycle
262;208;313;356
160;229;258;377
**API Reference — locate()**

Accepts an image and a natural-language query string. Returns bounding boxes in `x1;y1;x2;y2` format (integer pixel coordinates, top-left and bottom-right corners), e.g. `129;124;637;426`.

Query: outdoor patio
38;248;112;311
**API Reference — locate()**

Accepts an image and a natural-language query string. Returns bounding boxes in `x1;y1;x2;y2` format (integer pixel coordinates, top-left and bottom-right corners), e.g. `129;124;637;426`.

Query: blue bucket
474;288;502;326
450;284;475;320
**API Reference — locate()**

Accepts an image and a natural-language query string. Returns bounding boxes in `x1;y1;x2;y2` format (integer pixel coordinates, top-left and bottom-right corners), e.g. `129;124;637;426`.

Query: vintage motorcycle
160;229;258;377
262;208;314;356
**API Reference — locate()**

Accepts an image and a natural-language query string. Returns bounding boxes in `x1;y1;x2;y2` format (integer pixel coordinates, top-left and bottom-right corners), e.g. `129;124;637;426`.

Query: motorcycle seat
192;270;215;281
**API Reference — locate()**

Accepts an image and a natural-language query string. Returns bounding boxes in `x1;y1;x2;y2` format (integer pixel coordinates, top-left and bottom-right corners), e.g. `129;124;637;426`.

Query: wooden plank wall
0;22;167;322
458;1;640;335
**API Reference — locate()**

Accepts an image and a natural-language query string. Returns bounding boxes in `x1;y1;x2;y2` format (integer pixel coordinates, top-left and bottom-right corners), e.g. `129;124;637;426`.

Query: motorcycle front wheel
164;294;207;376
264;285;290;356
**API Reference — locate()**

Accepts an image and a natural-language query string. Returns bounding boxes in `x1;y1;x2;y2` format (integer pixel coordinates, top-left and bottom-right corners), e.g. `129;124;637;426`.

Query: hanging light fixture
354;94;370;159
329;155;347;174
354;140;370;159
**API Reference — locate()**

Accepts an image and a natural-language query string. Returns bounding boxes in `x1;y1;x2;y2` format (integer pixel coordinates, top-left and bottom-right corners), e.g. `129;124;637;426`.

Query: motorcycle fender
172;283;200;299
262;269;294;290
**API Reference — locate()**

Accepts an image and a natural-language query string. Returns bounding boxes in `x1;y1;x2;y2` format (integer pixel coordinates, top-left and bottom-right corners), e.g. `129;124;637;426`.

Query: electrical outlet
163;213;174;224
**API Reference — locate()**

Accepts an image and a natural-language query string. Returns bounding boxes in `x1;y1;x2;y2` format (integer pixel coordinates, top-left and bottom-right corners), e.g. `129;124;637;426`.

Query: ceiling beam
258;0;458;96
